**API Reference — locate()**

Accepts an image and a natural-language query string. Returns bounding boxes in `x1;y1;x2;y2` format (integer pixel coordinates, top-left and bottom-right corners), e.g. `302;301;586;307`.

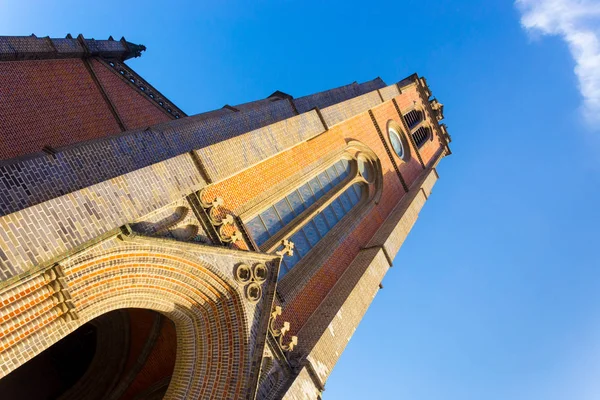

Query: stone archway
0;233;280;400
0;308;176;400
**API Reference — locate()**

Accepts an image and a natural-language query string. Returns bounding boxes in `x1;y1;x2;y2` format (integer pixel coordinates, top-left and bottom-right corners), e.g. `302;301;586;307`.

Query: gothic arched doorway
0;308;177;400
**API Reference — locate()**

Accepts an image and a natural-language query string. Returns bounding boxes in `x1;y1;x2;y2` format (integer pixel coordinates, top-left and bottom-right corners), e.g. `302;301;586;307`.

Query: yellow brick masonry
0;83;405;284
195;111;326;184
0;154;206;282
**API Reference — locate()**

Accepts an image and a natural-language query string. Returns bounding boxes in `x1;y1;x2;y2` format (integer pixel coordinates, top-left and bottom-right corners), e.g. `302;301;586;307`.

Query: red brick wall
0;58;121;160
0;57;173;161
371;99;424;188
90;59;172;130
279;111;411;334
201;129;347;211
202;92;443;335
120;315;177;400
121;309;156;375
394;86;443;167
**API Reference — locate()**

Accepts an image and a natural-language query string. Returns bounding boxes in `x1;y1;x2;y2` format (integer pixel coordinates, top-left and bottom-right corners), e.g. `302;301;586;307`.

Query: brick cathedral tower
0;35;451;399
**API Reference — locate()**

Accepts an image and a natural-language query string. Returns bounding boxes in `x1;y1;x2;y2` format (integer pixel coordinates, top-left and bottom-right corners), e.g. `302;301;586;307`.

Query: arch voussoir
0;237;280;400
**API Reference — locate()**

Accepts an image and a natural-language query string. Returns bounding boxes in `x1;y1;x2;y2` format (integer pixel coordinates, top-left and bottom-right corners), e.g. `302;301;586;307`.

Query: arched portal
0;308;176;400
0;234;280;400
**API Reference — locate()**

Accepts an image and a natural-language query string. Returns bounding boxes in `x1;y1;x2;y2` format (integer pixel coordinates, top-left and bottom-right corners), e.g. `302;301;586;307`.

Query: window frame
243;156;357;253
412;125;432;148
386;120;412;162
401;106;434;150
240;143;383;301
276;179;369;278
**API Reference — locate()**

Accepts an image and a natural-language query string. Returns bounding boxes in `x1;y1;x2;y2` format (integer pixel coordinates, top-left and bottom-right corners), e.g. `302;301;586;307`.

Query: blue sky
2;1;600;399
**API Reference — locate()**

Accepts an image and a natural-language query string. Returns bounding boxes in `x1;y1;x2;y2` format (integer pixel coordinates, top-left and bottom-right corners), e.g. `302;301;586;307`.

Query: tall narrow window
246;159;351;247
403;109;424;129
412;126;431;148
277;183;367;279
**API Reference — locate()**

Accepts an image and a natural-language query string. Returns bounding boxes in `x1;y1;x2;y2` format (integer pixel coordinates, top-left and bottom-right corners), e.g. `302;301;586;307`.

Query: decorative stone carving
269;306;298;352
197;190;244;244
44;264;79;322
235;263;269;304
103;58;185;119
235;263;252;283
275;239;295;257
419;77;432;98
246;282;262;303
430;99;444;121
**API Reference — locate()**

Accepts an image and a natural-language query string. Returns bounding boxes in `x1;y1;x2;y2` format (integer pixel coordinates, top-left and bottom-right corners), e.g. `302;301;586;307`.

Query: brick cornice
0;34;145;62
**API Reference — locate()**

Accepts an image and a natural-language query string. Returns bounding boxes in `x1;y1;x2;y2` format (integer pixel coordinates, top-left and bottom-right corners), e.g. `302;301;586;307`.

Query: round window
388;126;405;159
357;158;370;182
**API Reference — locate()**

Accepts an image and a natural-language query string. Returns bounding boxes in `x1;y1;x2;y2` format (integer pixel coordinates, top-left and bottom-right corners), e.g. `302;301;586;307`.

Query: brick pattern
130;198;211;244
275;109;412;333
281;366;322;400
303;248;389;383
370;100;424;188
256;342;292;400
0;58;122;160
0;95;295;217
293;78;386;114
378;84;400;101
90;59;172;130
200;90;441;341
368;182;428;260
0;61;450;399
120;309;161;384
320;91;382;128
282;167;438;399
0;35;138;62
101;58;186;120
395;83;445;168
195;111;326;183
200;128;347;216
120;316;176;400
0;153;205;282
0;235;280;400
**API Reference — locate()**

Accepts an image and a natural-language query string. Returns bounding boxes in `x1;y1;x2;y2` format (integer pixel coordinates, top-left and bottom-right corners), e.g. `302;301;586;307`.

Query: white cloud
516;0;600;124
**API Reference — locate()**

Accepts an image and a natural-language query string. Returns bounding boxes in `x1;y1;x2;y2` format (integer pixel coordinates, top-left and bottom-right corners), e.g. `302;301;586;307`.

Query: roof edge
0;33;146;62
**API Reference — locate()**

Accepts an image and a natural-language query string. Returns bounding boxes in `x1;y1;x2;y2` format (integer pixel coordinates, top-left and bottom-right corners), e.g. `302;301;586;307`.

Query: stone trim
99;57;186;120
276;178;382;301
378;84;401;101
392;99;426;169
368;109;409;192
320;91;383;128
0;235;281;399
193;111;326;184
